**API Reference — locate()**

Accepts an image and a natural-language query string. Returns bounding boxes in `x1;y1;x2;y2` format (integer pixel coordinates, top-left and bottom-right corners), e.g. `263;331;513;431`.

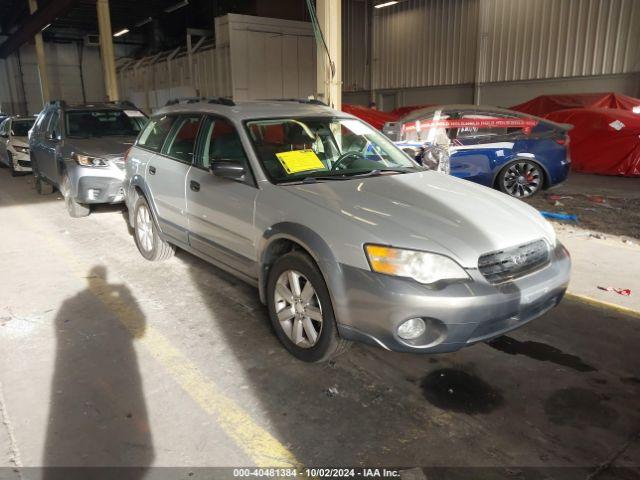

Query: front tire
61;174;90;218
133;196;175;261
498;160;544;198
266;251;350;362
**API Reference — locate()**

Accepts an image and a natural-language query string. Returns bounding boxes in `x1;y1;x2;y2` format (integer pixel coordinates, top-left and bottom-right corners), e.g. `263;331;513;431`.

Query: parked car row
3;98;571;363
0;115;36;176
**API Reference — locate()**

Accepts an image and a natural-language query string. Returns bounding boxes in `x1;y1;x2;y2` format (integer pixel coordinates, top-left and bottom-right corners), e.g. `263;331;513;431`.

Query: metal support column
315;0;341;110
96;0;119;101
27;0;50;105
474;0;488;105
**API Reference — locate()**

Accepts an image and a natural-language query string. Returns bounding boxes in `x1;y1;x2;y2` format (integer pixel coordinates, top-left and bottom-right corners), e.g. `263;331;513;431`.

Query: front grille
478;239;550;284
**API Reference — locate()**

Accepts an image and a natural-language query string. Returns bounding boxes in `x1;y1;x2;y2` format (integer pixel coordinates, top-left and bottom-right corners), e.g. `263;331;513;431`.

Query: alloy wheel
136;205;154;252
273;270;323;348
502;161;542;198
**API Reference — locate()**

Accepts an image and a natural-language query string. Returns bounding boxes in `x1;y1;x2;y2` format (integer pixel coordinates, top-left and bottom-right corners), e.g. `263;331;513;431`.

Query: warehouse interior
0;0;639;478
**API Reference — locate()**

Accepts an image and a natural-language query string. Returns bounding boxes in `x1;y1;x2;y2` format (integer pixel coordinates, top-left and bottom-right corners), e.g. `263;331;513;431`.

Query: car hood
66;136;136;158
284;171;555;268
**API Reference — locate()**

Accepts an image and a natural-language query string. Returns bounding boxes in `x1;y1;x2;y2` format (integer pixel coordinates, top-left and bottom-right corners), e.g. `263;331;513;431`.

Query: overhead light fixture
374;1;399;8
41;23;52;31
164;0;189;13
135;16;153;27
113;28;129;37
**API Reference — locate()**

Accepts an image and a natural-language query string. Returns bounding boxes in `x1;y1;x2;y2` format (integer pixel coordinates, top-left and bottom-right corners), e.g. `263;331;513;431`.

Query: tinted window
199;117;247;169
164;115;202;163
12;119;35;137
65;110;145;138
137;115;176;152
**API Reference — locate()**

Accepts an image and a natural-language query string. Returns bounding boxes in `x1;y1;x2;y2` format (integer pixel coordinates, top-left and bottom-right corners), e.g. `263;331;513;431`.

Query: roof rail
165;96;235;107
104;100;137;108
261;98;328;106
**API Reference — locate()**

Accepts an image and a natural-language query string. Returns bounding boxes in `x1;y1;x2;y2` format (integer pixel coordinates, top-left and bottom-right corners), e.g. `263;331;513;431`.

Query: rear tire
133;196;175;261
266;251;350;362
7;153;17;177
497;160;544;198
34;171;54;195
61;174;90;218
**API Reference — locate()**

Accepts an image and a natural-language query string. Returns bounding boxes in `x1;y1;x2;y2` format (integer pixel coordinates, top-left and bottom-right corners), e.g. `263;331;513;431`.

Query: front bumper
10;151;32;172
76;175;126;204
333;242;571;353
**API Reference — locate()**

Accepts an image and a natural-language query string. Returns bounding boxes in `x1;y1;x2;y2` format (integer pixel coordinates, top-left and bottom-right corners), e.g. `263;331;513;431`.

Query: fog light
397;318;426;340
88;188;101;200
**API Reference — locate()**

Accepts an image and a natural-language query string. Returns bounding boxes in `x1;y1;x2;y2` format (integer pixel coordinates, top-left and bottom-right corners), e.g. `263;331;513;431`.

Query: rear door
138;114;201;244
185;115;259;277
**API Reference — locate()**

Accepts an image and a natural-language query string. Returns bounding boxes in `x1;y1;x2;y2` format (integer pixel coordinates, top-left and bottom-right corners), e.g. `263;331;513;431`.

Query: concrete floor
0;171;639;478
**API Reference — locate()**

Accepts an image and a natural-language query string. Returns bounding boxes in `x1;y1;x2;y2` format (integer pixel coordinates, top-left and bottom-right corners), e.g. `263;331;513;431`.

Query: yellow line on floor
8;196;299;467
566;292;640;319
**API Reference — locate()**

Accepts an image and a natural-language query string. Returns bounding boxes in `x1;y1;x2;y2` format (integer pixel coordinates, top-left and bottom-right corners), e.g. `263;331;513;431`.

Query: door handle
190;180;200;192
149;165;156;175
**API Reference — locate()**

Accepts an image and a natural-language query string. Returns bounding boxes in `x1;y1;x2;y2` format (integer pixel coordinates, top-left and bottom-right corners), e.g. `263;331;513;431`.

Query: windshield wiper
351;168;413;178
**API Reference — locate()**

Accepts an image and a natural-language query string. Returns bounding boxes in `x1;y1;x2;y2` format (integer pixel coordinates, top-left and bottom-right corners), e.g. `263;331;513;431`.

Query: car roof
64;103;138;112
153;100;352;121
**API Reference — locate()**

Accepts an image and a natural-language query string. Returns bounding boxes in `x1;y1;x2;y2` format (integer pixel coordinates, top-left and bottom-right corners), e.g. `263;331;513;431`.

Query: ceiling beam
0;0;81;58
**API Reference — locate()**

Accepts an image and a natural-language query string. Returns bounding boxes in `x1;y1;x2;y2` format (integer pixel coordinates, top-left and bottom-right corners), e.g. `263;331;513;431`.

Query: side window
198;116;247;169
35;110;52;134
457;114;507;139
47;110;60;137
137;115;176;152
163;115;202;163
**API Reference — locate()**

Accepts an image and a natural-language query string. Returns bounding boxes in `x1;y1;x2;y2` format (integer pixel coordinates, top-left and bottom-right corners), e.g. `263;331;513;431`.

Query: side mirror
47;131;60;142
211;160;245;181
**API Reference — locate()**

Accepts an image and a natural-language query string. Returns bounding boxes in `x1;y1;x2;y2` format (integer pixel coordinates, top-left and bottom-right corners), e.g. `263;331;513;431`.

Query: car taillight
555;135;570;146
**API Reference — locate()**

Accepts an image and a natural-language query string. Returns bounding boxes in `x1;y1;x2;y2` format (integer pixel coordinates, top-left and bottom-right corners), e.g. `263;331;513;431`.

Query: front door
186;115;259;277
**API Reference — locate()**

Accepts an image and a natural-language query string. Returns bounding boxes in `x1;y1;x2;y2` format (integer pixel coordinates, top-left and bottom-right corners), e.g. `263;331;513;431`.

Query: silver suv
124;98;571;362
29;100;147;217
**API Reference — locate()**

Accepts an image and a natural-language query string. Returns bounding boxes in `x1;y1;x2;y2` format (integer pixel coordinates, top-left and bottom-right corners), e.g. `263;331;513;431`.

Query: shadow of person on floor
43;266;154;480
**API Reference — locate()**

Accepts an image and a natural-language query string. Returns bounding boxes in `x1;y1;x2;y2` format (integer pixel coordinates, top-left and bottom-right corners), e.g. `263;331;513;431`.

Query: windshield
11;119;34;137
65;110;146;138
246;117;421;183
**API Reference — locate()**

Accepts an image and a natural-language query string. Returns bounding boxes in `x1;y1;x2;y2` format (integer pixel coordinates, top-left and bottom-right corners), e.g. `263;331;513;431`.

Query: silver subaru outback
124;98;571;362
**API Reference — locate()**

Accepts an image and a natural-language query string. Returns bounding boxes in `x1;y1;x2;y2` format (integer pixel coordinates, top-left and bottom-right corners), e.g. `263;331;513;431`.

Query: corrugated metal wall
343;0;640;92
370;0;478;90
482;0;640;83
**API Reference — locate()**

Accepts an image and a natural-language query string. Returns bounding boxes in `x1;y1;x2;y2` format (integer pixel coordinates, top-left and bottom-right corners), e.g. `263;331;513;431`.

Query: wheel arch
257;223;339;305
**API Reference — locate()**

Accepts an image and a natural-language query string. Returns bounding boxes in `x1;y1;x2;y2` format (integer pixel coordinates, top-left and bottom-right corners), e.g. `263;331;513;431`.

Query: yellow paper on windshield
276;149;326;174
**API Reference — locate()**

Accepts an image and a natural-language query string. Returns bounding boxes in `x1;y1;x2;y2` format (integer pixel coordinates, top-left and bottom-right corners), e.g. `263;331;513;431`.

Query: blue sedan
384;105;571;198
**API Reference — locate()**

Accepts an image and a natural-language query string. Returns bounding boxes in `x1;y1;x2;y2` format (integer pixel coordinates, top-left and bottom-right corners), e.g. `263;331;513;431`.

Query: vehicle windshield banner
402;117;539;132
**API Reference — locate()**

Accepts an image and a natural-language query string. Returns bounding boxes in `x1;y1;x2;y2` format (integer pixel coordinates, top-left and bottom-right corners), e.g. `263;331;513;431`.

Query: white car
0;116;36;176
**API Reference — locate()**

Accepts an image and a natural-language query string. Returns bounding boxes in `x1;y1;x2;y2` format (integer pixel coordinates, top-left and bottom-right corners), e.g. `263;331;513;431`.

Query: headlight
73;153;109;167
12;145;29;154
365;245;469;285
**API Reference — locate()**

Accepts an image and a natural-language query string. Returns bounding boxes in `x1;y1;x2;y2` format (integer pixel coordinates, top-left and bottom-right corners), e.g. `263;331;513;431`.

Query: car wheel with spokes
133;195;175;261
267;251;350;362
498;160;544;198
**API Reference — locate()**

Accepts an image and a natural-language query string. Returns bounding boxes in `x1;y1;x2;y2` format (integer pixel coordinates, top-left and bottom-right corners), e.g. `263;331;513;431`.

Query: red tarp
545;108;640;176
390;105;433;117
511;92;640;117
341;104;399;130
